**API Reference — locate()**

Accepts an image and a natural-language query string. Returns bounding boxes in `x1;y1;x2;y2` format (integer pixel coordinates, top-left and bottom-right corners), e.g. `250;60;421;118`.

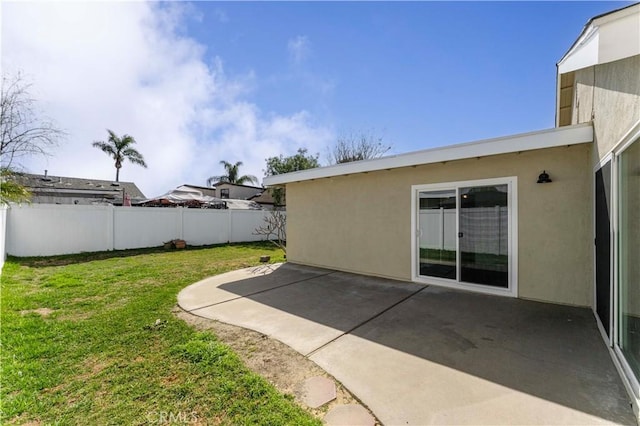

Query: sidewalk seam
305;284;429;357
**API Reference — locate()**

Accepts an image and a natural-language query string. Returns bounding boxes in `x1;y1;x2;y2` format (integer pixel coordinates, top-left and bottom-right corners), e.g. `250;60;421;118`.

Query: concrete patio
177;263;636;425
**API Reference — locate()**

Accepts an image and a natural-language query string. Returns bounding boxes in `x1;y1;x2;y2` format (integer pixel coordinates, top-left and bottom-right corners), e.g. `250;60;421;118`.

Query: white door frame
592;154;614;346
610;121;640;407
411;176;518;298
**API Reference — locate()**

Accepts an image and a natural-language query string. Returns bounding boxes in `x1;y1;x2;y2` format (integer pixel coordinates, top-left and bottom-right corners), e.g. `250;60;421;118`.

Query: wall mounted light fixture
537;170;552;184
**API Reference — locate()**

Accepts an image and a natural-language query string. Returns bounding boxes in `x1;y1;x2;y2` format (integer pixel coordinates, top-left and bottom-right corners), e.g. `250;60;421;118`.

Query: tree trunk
115;157;122;182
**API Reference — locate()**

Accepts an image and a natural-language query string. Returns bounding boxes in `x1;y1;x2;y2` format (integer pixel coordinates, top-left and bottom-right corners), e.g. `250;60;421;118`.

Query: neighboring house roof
211;181;265;191
138;185;224;207
210;181;273;205
248;189;275;205
557;3;640;74
139;185;264;210
180;184;217;198
9;172;146;200
263;123;593;186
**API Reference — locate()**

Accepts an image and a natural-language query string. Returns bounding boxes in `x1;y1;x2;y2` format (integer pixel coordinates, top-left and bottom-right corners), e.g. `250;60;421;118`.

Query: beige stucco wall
573;55;640;162
286;143;593;307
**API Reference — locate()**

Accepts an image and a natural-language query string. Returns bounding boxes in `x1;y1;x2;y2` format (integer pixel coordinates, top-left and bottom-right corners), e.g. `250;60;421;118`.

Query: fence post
0;206;7;272
439;207;444;250
227;209;232;243
178;207;184;240
108;205;115;251
496;205;501;256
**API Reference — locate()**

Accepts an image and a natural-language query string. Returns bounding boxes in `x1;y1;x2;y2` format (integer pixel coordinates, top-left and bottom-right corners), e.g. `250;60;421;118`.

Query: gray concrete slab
177;263;331;311
189;267;419;355
311;285;635;425
178;265;636;425
190;296;347;355
324;404;376;426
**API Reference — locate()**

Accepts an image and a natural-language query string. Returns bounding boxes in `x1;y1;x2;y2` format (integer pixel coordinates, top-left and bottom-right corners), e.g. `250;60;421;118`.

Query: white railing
4;204;275;257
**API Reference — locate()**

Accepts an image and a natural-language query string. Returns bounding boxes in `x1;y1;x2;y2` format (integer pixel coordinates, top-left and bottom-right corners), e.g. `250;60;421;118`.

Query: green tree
207;161;258;187
264;148;319;207
0;168;31;205
92;129;147;182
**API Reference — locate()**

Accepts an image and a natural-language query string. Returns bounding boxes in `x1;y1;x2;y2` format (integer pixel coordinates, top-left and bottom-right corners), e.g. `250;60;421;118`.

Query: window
220;188;229;199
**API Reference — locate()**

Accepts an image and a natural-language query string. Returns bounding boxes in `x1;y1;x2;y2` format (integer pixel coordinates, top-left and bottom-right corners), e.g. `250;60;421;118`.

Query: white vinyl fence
4;204;276;257
419;207;508;255
419;210;457;251
0;206;7;270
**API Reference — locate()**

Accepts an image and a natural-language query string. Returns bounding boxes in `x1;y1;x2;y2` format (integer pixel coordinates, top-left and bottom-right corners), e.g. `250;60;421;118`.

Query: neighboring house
264;3;640;417
206;182;275;209
9;171;146;205
180;184;217;198
137;185;225;208
140;184;263;210
247;190;276;208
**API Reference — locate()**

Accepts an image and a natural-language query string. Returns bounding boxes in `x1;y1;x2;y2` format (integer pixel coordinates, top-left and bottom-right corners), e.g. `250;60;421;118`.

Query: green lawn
1;242;320;425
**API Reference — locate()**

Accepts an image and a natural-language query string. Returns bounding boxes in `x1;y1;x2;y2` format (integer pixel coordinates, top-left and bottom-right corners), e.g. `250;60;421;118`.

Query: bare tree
253;210;287;254
1;72;64;205
327;130;391;165
1;72;64;170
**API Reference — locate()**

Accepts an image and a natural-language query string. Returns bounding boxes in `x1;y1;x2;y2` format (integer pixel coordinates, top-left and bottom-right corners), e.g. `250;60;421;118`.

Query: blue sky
2;1;632;197
187;1;630;150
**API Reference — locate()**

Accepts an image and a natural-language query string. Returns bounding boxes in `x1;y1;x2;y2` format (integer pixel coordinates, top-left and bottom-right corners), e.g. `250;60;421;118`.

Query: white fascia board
263;123;593;186
558;25;599;74
558;4;640;74
594;3;640;27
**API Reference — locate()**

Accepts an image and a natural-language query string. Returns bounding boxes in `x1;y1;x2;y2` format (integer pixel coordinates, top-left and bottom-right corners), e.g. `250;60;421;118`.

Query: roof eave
263;123;593;186
557;3;640;73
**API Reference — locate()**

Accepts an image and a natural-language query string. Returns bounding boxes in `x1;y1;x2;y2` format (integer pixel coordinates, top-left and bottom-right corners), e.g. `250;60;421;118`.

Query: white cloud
287;35;311;65
2;2;332;197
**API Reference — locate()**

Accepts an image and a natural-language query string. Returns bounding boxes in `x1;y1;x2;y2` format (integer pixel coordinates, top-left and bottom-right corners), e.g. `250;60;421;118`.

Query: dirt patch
20;308;55;317
13;421;42;426
76;356;109;381
174;307;378;422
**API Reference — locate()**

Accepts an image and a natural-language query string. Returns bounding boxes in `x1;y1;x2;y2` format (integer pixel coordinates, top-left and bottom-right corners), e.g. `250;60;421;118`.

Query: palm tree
92;129;147;182
207;160;258;187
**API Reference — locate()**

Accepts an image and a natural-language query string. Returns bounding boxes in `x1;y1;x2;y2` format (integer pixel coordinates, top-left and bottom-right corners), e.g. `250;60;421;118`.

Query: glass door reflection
459;185;509;288
418;189;457;280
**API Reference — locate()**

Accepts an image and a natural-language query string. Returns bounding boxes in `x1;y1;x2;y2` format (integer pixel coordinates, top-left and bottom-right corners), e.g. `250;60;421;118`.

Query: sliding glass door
413;177;516;296
459;185;509;287
617;137;640;381
417;190;457;280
